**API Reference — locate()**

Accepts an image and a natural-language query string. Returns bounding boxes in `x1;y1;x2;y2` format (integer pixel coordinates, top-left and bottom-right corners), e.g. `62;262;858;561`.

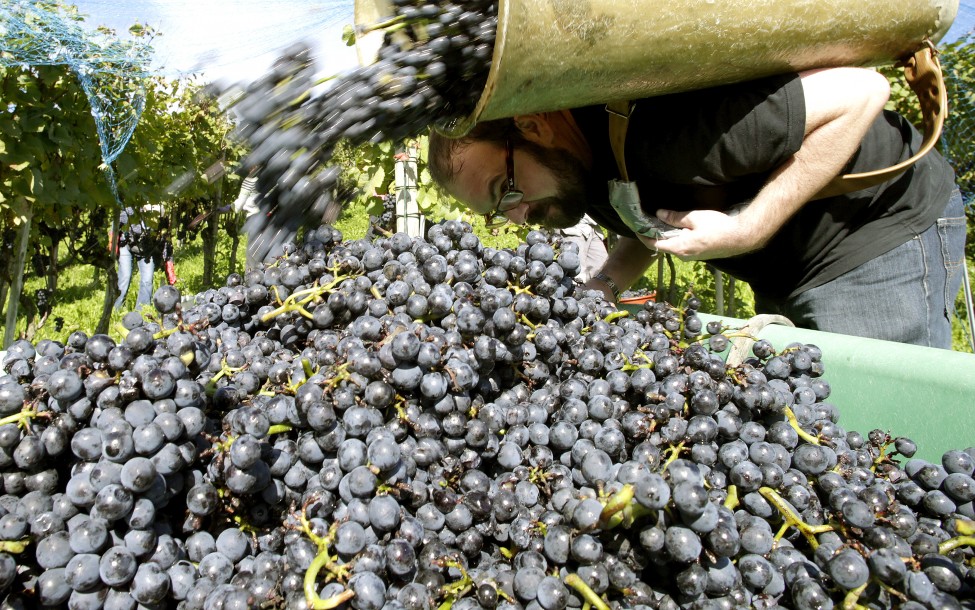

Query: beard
518;141;599;229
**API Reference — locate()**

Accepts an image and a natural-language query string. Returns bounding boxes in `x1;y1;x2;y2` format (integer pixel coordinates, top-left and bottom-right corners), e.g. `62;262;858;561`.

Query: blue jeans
114;246;155;311
756;189;967;349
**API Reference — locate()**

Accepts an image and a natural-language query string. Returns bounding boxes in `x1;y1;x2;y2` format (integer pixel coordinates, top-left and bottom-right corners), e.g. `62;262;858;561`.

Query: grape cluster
1;222;974;609
34;289;52;320
229;0;497;263
368;193;399;240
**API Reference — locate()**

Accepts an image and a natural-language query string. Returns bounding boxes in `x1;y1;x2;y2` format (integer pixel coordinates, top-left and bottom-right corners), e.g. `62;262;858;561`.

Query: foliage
339;134;473;222
114;76;245;236
881;34;975;256
0;2;245;339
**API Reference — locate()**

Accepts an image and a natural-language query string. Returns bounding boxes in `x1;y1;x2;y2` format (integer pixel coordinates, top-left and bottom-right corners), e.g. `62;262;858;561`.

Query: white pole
395;142;423;237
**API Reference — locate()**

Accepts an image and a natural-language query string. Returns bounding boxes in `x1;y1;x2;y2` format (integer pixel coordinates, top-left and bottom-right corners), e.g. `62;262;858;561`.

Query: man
428;67;966;349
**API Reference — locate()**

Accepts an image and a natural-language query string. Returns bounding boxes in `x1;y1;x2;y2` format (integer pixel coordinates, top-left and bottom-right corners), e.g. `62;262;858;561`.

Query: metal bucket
355;0;958;135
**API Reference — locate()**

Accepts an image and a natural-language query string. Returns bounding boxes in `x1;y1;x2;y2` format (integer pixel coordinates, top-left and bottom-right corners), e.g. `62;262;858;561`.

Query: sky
70;0;361;86
944;0;975;43
70;0;974;87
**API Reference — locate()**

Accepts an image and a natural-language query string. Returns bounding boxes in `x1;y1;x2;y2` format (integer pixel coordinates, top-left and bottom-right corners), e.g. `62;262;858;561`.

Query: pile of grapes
231;0;497;263
2;222;974;610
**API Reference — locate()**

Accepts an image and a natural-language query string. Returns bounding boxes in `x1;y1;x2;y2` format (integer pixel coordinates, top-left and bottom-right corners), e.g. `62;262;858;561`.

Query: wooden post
95;210;120;335
3;208;32;349
713;266;724;315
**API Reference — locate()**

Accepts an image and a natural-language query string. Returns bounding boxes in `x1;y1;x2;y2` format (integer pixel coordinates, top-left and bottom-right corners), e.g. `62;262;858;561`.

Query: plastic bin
622;307;975;463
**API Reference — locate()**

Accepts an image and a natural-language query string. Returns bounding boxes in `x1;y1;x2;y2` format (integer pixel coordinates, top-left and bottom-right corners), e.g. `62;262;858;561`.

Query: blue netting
942;36;975;207
0;0;152;201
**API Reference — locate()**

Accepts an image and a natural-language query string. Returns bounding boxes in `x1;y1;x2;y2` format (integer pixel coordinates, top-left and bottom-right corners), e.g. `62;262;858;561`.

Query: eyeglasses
483;139;524;228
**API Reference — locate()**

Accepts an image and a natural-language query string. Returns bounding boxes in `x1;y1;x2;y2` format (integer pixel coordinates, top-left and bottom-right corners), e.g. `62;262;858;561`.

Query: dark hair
427;118;519;188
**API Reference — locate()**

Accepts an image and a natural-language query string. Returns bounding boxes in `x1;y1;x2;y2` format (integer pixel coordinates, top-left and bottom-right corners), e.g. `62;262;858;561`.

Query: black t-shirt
574;74;956;299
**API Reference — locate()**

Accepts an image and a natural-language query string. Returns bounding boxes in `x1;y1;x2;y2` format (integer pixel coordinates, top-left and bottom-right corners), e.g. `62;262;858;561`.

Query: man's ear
513;113;556;146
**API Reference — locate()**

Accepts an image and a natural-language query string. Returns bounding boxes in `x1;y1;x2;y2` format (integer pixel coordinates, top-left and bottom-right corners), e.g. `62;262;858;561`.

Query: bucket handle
813;40;947;199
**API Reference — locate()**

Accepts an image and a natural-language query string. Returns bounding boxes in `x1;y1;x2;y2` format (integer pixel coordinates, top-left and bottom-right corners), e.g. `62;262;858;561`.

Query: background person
555;215;609;284
428;67;966;349
112;206;156;312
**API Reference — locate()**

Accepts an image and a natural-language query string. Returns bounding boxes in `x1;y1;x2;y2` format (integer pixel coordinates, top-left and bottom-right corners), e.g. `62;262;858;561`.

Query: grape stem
661;443;686;472
0;407;39;430
723;484;739;510
564;573;610;610
300;513;355;608
601;499;652;530
0;538;30;553
355;14;407;36
603;310;629;323
783;407;821;446
841;582;869;610
304;553;355;610
598;484;634;528
759;486;834;549
261;274;356;323
939;535;975;554
435;555;474;610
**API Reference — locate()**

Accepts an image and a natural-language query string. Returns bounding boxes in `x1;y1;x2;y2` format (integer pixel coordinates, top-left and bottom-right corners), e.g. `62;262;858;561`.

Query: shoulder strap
813;41;947;199
607;42;946;200
606;100;633;182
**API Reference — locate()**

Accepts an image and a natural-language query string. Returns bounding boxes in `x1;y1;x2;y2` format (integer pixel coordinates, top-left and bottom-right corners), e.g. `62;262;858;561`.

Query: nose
504;201;530;225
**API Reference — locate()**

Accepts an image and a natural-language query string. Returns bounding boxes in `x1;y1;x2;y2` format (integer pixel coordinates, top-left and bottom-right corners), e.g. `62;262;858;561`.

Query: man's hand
643;208;765;261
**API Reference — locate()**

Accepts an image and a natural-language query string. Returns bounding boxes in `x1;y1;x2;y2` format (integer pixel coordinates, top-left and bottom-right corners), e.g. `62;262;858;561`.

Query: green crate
621;307;975;463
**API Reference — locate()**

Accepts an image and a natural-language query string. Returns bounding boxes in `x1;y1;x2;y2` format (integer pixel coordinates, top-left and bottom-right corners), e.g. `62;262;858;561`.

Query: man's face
446;139;597;229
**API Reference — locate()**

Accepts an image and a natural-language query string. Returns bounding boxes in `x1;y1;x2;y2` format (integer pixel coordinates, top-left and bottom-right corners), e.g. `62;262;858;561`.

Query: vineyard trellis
0;0;154;347
0;0;152;199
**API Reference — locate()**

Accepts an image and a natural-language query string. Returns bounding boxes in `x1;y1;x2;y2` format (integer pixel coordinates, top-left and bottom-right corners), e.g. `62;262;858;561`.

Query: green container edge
620;306;975;464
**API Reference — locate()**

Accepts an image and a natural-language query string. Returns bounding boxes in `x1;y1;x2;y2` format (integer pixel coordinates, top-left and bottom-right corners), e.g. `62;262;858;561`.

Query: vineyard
1;1;975;609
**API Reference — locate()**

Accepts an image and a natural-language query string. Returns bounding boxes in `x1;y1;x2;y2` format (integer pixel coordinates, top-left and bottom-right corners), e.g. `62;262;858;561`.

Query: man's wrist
593;272;620;301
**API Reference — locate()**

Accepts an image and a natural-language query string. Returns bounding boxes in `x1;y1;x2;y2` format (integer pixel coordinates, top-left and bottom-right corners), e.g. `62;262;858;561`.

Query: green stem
357;14;407;35
724;485;739;510
602;501;652;530
598;484;634;527
0;538;30;553
0;408;36;428
939;535;975;555
304;551;355;609
841;582;868;610
603;310;629;323
759;486;833;549
564;574;610;610
784;407;820;446
661;443;686;472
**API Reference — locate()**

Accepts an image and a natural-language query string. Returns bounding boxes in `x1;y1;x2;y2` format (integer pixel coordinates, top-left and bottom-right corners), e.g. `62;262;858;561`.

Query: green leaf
363;167;386;196
342;24;357;46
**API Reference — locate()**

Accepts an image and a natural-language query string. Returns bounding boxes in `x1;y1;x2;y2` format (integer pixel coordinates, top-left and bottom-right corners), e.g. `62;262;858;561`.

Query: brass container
355;0;958;135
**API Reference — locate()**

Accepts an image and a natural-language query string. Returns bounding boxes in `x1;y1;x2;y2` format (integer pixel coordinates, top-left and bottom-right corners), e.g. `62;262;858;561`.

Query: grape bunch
229;0;498;264
1;222;974;609
368;193;399;240
34;289;52;320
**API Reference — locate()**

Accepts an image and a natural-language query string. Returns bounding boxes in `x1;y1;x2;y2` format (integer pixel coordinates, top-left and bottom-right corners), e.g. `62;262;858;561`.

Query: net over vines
942;34;975;206
0;0;153;201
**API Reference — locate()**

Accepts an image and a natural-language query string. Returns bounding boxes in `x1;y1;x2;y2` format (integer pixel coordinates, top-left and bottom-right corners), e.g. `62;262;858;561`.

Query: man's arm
649;67;891;260
583;235;657;301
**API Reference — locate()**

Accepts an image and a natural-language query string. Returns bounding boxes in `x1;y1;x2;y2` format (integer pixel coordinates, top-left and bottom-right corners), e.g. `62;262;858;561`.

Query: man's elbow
863;69;891;116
